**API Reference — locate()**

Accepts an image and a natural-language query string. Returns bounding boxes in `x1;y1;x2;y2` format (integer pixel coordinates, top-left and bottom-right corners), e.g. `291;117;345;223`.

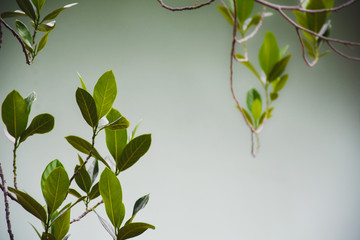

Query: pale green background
1;0;360;240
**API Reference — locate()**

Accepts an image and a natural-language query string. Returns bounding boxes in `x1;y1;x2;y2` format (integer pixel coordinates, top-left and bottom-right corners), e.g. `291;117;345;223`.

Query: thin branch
0;17;31;65
70;200;103;224
156;0;215;11
0;162;15;240
296;29;318;67
12;142;18;190
327;41;360;61
235;7;266;45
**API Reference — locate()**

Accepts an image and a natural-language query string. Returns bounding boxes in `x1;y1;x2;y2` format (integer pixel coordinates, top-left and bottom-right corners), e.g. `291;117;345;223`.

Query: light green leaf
280;45;289;58
41;3;78;22
75;88;98;128
118;134;151;173
41;159;64;191
15;20;33;51
1;90;29;139
259;31;280;77
131;120;141;140
244;14;261;32
117;222;155;240
37;21;56;32
216;6;234;26
19;113;54;143
99;168;125;229
16;0;36;20
51;207;70;240
240;107;253;126
235;54;261;81
268;55;292;83
74;165;92;194
251;99;262;122
8;187;47;223
42;166;69;214
246;88;262;112
24;91;36;113
274;74;288;92
37;32;49;54
1;10;26;18
77;73;87;91
93;70;117;120
236;0;254;25
31;0;45;12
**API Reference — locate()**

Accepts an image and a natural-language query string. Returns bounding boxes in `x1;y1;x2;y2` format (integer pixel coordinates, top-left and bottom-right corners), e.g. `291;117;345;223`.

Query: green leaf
93;70;117;120
65;135;110;168
75;88;98;128
8;187;47;223
87;159;99;185
19;113;54;143
42;166;69;214
259;31;280;77
74;165;92;194
126;194;150;224
267;55;292;82
251;99;262;122
246;88;261;112
30;224;42;238
302;37;315;58
270;92;279;101
216;6;234;26
117;222;155;240
280;45;289;58
306;0;327;33
95;212;116;239
1;10;26;18
77;73;87;91
41;3;78;22
258;111;266;126
37;21;56;32
244;14;261;32
31;0;45;12
88;182;100;200
1;90;29;139
131;120;142;140
236;0;254;25
103;116;130;131
16;0;36;20
24;91;36;114
37;32;49;53
118;134;151;173
68;188;82;198
240;107;253;126
99;168;125;229
15;20;33;51
51;207;70;240
274;74;288;93
235;54;261;81
41;232;56;240
41;159;64;191
105;108;128;164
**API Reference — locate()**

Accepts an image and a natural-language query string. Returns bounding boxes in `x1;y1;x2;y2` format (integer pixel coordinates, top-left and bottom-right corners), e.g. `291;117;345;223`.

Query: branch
156;0;215;11
70;200;103;224
296;29;318;67
0;163;15;240
0;17;31;65
327;41;360;61
236;7;266;45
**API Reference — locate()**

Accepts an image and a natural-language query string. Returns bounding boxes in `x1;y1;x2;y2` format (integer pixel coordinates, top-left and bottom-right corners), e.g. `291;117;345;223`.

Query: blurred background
1;0;360;239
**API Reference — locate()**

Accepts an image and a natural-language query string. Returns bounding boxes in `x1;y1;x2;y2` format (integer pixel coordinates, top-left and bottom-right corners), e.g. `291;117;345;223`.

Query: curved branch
327;41;360;61
0;163;15;240
0;17;31;65
296;29;318;67
156;0;215;11
236;7;266;44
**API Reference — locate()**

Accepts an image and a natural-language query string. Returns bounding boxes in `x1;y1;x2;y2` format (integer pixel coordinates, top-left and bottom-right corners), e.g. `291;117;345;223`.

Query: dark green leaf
16;0;36;20
274;74;288;92
132;194;149;217
95;212;116;239
1;90;29;139
8;187;47;223
270;92;279;101
31;0;45;12
117;222;155;240
118;134;151;172
76;88;98;128
99;168;125;229
258;111;266;126
42;166;69;214
87;159;99;185
93;70;117;120
37;21;56;32
268;55;292;82
51;207;70;240
246;88;262;112
24;91;36;113
88;182;100;200
259;31;280;77
41;232;55;240
37;32;49;53
20;113;54;143
68;188;82;198
41;159;64;191
65;135;110;168
1;10;26;18
15;20;33;51
103;116;129;131
74;165;92;194
236;0;254;25
41;3;78;22
216;6;234;26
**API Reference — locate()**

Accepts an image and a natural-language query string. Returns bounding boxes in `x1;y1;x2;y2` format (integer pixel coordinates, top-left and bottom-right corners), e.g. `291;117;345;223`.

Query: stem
70;200;103;224
0;162;15;240
12;141;19;190
156;0;215;11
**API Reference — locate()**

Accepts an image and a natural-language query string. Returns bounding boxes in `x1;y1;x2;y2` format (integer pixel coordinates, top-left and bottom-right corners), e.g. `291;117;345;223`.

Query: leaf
24;91;36;113
37;21;56;32
270;92;279;101
75;88;98;128
1;10;26;18
16;0;36;20
1;90;29;139
41;232;56;240
105;109;128;164
87;159;99;185
36;32;49;54
88;182;100;200
19;113;54;143
3;128;16;144
8;187;47;223
15;20;33;51
251;99;262;122
103;116;130;131
95;212;116;239
51;197;85;225
246;88;262;112
259;31;280;77
65;135;110;168
280;45;289;58
216;6;234;26
77;73;87;91
126;194;150;224
117;222;155;240
93;70;117;120
31;0;45;12
274;74;288;92
267;55;292;82
306;0;327;33
42;166;69;214
131;120;141;140
302;37;315;58
244;14;261;32
74;165;92;194
68;188;82;198
41;159;64;191
99;168;125;229
240;107;253;126
30;223;41;238
235;54;261;81
118;134;151;173
51;207;70;240
41;3;78;22
236;0;254;25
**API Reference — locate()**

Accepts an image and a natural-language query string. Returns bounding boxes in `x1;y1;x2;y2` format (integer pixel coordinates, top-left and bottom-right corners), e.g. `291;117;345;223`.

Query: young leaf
103;116;130;131
240;107;253;126
236;54;261;81
126;194;150;224
19;113;55;143
236;0;254;25
93;70;117;120
68;188;82;198
37;21;56;32
42;166;69;214
36;32;49;54
118;134;151;173
251;99;262;122
131;120;142;140
30;224;42;238
259;31;280;77
65;135;110;168
87;159;99;185
246;88;262;112
41;3;78;22
51;207;70;240
99;168;125;229
16;0;36;20
77;73;87;91
15;20;33;51
31;0;46;12
280;45;289;59
270;92;279;101
75;88;98;128
216;6;234;26
244;14;261;32
88;182;100;200
74;165;92;194
274;74;288;93
24;91;36;113
95;212;116;239
8;187;47;223
117;222;155;240
1;90;29;139
41;159;64;191
1;10;26;18
267;55;292;83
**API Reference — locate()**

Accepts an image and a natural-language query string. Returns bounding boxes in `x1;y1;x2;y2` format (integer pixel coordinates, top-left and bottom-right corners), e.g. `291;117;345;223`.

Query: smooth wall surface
1;0;360;240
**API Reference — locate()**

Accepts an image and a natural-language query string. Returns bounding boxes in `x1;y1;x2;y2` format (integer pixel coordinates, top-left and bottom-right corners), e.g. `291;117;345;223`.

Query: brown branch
0;17;31;65
327;41;360;61
70;200;103;224
0;163;15;240
296;29;318;67
156;0;215;11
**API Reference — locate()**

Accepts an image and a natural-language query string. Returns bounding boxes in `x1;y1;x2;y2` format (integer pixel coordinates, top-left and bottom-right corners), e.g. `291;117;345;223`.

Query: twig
70;200;103;224
156;0;215;11
0;17;31;65
12;142;18;190
235;7;266;45
327;41;360;61
296;29;318;67
0;162;15;240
